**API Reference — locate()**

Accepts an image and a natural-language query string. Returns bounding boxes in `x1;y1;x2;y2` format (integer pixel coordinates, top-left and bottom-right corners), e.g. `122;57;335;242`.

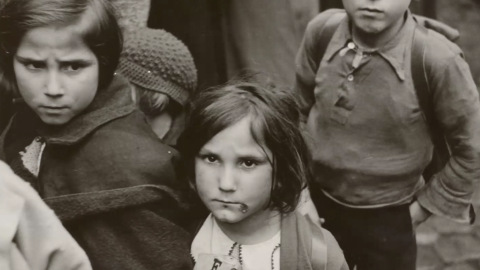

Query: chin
354;20;385;34
211;209;244;224
39;116;70;126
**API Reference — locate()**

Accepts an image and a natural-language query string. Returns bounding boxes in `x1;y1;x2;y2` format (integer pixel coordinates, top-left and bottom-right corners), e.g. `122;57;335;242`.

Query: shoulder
422;28;465;71
76;111;180;183
87;110;176;154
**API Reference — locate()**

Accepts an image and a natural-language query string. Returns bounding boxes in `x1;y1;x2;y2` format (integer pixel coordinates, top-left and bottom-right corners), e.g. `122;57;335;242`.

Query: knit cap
118;28;197;107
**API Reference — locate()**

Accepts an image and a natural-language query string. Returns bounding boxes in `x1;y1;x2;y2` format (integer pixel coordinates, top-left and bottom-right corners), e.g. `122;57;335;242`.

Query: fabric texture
0;75;193;270
294;10;480;222
312;188;416;270
0;161;92;270
118;28;197;107
192;211;348;270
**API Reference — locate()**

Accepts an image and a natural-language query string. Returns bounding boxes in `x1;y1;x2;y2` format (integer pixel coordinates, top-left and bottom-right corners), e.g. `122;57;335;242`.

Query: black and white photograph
1;0;480;269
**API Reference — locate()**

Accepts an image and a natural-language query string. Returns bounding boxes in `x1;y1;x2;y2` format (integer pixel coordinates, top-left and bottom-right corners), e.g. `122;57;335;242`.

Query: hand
409;201;432;229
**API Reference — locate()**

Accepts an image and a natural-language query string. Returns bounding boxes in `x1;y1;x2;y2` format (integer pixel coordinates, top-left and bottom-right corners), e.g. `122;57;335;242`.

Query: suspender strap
316;10;346;63
411;24;451;182
306;215;327;270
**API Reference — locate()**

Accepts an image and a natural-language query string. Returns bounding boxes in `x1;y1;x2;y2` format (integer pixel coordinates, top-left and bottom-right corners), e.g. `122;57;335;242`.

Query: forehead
202;117;270;157
16;25;91;58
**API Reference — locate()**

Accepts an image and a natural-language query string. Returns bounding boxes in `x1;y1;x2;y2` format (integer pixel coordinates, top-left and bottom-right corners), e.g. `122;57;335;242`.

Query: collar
37;75;136;145
190;214;217;262
324;11;417;81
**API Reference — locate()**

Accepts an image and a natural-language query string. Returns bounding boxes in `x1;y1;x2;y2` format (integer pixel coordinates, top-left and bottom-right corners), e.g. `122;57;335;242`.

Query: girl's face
195;116;274;225
13;25;99;125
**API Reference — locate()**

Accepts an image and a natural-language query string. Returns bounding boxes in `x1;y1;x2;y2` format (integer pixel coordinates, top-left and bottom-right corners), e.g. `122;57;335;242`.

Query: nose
218;166;237;192
44;71;64;97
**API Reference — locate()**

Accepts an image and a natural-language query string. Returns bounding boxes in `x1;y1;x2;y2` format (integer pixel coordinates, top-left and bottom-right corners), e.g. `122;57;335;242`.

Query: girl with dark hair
178;80;348;270
0;0;191;269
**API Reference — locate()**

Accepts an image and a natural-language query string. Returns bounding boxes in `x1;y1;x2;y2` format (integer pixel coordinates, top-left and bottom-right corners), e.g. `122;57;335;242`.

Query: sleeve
0;161;92;270
416;52;480;223
294;11;334;122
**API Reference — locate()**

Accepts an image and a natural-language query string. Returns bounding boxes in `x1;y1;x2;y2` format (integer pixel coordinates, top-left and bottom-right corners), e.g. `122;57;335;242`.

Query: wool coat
0;75;192;270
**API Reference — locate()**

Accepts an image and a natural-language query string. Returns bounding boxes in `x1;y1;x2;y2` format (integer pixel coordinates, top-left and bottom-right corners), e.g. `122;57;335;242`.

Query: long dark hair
178;78;312;214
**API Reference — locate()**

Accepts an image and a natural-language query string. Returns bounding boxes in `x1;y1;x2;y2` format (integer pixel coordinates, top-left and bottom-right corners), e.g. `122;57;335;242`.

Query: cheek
72;67;99;104
194;163;216;195
13;65;36;96
244;170;273;201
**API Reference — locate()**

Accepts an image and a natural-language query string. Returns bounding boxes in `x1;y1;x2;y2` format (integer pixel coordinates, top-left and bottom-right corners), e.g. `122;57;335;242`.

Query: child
0;0;191;269
295;0;480;269
118;28;197;145
0;161;92;270
178;80;349;270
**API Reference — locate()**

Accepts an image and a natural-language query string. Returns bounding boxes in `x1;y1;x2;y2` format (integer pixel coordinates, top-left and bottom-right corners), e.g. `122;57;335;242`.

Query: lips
40;105;68;114
41;105;67;109
360;7;383;13
214;199;242;205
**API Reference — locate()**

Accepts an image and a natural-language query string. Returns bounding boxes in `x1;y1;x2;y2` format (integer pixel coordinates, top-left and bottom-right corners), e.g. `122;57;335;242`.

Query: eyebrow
15;55;94;64
15;56;43;62
199;147;267;160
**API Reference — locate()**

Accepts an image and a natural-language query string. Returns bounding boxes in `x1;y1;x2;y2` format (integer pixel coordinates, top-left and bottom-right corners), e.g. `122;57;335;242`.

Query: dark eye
64;63;83;72
204;155;218;163
25;62;44;70
241;160;257;168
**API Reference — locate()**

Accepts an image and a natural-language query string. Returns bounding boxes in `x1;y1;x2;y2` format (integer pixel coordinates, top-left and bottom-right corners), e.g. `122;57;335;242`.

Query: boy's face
343;0;411;34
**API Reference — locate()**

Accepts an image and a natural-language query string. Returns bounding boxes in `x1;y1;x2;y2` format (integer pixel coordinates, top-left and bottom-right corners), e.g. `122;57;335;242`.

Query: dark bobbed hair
178;79;312;215
0;0;123;95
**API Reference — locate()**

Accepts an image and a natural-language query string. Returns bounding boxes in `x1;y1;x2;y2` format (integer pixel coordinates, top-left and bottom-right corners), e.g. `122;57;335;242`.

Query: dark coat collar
4;75;136;146
43;74;136;145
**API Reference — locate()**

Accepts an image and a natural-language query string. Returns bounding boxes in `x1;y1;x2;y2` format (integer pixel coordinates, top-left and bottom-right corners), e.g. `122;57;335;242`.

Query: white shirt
191;214;281;270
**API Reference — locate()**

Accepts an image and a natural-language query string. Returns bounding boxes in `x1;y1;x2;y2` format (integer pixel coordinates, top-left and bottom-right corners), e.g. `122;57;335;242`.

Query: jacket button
347;74;354;82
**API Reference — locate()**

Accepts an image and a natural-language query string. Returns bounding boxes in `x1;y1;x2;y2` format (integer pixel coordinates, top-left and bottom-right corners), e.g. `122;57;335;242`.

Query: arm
0;161;91;270
416;51;480;223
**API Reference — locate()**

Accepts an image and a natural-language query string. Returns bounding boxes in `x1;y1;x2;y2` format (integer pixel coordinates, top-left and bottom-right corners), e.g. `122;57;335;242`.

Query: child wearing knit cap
118;28;197;145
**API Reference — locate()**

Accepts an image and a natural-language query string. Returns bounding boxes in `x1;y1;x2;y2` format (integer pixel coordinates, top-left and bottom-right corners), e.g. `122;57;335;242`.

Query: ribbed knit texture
118;28;197;106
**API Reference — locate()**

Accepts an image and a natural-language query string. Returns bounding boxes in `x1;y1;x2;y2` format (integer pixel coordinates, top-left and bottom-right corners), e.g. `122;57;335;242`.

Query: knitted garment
19;137;45;178
118;28;197;107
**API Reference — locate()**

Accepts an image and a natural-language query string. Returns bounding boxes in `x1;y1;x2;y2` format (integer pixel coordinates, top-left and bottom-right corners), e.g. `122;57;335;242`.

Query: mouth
41;105;67;109
360;7;383;13
214;200;249;213
40;106;68;113
214;199;242;205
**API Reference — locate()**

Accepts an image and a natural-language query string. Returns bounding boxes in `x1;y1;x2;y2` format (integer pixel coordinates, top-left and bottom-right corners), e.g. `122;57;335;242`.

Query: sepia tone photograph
1;0;480;269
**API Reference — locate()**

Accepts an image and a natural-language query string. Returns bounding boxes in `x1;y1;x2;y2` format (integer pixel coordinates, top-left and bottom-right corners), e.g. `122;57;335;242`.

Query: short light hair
133;84;183;117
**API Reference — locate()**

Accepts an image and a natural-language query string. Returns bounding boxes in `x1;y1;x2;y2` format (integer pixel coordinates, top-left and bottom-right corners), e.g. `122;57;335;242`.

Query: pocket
329;82;356;125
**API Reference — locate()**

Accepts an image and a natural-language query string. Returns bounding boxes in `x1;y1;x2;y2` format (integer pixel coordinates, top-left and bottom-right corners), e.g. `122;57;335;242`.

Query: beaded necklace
228;242;281;270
